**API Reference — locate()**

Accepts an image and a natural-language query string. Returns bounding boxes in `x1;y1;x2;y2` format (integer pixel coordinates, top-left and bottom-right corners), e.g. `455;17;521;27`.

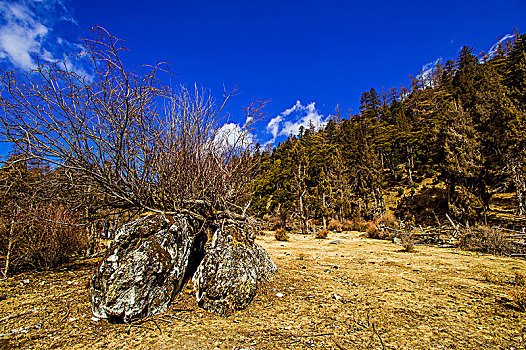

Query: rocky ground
1;231;525;349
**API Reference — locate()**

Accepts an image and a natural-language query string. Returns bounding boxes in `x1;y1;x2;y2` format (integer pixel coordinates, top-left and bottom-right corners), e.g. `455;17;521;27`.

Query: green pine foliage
250;33;526;226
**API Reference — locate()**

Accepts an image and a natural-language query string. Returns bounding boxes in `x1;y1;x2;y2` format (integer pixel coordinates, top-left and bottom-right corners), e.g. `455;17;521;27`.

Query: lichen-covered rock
193;224;277;316
90;213;206;323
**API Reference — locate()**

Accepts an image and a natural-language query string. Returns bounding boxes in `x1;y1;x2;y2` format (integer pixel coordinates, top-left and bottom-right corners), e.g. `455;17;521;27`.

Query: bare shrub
274;228;289;242
328;219;342;232
0;157;91;276
513;286;526;311
0;27;266;225
366;222;388;239
341;219;354;232
0;203;88;273
316;229;328;239
399;232;415;252
375;212;398;229
458;226;515;256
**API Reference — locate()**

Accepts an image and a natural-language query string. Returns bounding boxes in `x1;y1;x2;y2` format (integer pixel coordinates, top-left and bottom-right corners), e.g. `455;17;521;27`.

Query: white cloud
487;33;515;58
281;100;302;117
266;115;282;144
265;101;327;144
417;57;442;88
214;122;254;149
0;0;81;71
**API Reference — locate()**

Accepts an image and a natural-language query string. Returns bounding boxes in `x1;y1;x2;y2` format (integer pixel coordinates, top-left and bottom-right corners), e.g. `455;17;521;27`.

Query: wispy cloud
487;33;515;58
266;115;282;144
417;57;442;88
265;101;327;144
0;0;81;70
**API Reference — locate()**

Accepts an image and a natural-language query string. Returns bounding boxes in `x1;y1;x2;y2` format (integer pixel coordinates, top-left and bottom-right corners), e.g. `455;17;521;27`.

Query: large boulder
193;224;277;316
90;213;206;323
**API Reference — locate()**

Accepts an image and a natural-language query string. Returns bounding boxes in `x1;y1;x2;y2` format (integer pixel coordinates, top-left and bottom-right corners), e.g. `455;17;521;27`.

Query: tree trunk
512;161;526;216
3;215;16;278
407;147;414;183
322;191;327;230
298;192;307;234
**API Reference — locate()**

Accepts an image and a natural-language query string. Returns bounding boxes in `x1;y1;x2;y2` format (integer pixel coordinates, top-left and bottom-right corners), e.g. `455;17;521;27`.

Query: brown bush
399;232;415;252
316;229;328;239
366;222;389;239
458;226;515;256
366;222;379;237
263;215;281;230
311;219;322;226
341;219;354;232
328;219;342;232
375;212;398;229
343;220;368;232
1;204;89;274
274;228;289;241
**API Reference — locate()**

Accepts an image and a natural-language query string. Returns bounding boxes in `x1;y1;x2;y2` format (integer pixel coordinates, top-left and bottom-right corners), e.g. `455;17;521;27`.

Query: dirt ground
1;231;525;349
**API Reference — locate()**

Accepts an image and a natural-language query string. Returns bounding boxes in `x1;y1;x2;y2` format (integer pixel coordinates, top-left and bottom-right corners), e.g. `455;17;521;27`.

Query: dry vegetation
1;231;526;349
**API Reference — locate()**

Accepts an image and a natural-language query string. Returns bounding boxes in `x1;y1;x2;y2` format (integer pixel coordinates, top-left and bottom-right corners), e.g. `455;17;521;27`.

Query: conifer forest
250;33;526;231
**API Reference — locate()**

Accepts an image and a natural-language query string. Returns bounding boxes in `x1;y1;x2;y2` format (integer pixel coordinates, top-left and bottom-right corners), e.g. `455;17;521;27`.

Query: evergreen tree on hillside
503;34;526;214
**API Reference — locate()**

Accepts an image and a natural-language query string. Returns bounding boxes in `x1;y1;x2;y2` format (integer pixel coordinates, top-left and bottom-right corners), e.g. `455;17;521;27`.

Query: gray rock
329;240;344;245
193;224;277;316
90;213;206;323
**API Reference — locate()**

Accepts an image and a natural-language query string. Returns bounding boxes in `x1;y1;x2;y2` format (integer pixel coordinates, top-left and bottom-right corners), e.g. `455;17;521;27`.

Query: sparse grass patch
480;270;500;284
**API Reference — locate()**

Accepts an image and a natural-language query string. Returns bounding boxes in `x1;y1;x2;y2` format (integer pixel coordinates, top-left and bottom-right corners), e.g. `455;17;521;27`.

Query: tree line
250;32;526;229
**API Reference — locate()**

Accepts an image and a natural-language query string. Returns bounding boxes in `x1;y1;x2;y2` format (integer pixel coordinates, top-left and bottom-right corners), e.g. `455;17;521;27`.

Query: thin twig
372;322;386;350
163;314;193;325
0;309;38;323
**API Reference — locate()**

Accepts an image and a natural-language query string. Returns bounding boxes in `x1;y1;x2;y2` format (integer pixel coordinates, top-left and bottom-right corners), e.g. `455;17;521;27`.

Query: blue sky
0;0;525;154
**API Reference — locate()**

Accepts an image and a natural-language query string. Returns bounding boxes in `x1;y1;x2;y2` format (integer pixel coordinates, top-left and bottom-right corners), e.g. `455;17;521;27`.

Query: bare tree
0;27;266;224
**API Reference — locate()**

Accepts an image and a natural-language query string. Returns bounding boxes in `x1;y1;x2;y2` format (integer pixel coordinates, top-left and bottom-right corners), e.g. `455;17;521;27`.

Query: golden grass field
1;231;526;349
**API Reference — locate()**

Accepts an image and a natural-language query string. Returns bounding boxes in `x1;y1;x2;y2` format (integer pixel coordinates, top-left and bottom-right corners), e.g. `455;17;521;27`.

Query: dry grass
1;231;526;349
